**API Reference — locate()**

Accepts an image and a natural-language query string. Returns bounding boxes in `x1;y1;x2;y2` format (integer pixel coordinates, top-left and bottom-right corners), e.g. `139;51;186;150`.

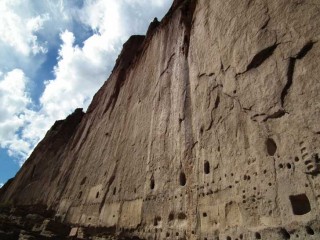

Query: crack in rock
281;41;315;106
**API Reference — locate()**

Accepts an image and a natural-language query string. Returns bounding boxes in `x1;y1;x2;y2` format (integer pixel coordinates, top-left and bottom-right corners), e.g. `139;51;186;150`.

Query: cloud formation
0;0;171;165
0;69;32;160
0;1;49;56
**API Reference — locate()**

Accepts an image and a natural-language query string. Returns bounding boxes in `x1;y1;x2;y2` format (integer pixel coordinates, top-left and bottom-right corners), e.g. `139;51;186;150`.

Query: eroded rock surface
1;0;320;239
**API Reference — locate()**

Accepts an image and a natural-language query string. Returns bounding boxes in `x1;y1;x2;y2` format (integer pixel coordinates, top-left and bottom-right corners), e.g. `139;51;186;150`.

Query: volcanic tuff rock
1;0;320;239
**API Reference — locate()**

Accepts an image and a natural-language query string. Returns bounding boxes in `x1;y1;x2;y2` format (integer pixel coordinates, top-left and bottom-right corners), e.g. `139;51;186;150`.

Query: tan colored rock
2;0;320;239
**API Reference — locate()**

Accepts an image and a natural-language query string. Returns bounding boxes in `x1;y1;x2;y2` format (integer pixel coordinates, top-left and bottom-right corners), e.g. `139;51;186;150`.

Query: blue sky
0;0;172;188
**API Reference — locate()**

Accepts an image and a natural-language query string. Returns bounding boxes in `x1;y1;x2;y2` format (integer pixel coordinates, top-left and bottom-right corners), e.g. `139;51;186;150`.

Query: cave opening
289;194;311;215
204;161;210;174
179;172;186;186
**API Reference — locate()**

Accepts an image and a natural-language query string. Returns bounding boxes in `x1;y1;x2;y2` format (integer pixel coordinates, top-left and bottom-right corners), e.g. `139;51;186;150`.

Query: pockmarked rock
1;0;320;239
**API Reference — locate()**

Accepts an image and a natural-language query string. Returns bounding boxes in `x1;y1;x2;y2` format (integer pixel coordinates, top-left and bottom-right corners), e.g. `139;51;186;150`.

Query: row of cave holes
154;212;187;227
79;176;119;199
150;161;213;190
77;191;100;199
203;226;315;240
150;172;187;190
280;226;315;239
79;138;278;193
150;137;277;190
149;225;315;240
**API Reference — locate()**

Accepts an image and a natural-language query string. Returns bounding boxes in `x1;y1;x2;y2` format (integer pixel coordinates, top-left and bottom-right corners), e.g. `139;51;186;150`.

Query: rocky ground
0;205;141;240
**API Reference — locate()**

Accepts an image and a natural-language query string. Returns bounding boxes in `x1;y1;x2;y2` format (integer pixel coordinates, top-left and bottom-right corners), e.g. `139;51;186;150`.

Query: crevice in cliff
281;41;314;107
260;15;270;30
103;36;145;116
262;109;286;122
198;72;214;78
246;44;278;71
160;53;176;77
99;173;116;213
180;0;197;57
296;41;314;59
206;93;221;131
178;1;197;164
182;61;194;162
280;57;295;106
103;69;127;115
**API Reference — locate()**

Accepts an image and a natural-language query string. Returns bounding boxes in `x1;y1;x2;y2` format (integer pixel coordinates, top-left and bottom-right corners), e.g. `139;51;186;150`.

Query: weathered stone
1;0;320;239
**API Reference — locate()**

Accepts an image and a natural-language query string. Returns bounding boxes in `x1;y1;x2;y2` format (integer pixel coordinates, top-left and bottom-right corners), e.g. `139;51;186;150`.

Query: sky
0;0;172;188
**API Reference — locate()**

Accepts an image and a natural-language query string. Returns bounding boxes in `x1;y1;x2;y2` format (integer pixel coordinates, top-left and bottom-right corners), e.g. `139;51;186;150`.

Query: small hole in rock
306;226;314;235
179;172;186;186
178;212;186;220
204;161;210;174
266;138;277;156
226;237;232;240
294;157;299;162
113;187;116;195
80;177;87;185
255;232;261;239
289;194;311;215
203;212;207;217
150;178;155;190
168;212;174;221
287;163;292;169
96;192;99;198
153;216;161;226
279;228;290;239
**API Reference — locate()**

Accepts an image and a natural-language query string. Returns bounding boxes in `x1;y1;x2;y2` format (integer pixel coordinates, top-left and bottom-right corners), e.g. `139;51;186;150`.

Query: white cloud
0;69;33;161
0;183;3;188
0;0;49;56
0;0;172;166
40;29;118;119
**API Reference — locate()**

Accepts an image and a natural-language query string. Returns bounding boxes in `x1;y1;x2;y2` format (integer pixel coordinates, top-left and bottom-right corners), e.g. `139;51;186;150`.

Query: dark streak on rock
160;53;176;77
281;57;295;106
296;41;314;59
281;41;314;106
246;44;278;71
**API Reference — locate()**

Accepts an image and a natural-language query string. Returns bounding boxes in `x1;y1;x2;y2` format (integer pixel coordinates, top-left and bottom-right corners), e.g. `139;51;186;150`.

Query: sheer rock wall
2;0;320;239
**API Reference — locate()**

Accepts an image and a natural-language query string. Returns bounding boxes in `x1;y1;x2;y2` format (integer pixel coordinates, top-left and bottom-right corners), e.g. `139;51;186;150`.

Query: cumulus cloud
0;0;49;56
0;0;172;165
0;69;33;161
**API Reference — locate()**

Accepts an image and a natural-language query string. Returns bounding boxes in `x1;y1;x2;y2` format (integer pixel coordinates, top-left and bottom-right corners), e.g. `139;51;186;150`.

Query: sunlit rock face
2;0;320;239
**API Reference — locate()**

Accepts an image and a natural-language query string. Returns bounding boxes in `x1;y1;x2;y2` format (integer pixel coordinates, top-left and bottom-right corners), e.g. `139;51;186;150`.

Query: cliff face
2;0;320;239
0;108;85;205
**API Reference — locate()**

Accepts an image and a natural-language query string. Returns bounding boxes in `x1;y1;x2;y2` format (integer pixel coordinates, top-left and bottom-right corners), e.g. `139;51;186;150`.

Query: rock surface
1;0;320;239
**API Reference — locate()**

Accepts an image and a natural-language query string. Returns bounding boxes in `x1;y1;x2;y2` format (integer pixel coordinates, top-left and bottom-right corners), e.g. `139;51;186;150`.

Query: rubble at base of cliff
0;205;142;240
